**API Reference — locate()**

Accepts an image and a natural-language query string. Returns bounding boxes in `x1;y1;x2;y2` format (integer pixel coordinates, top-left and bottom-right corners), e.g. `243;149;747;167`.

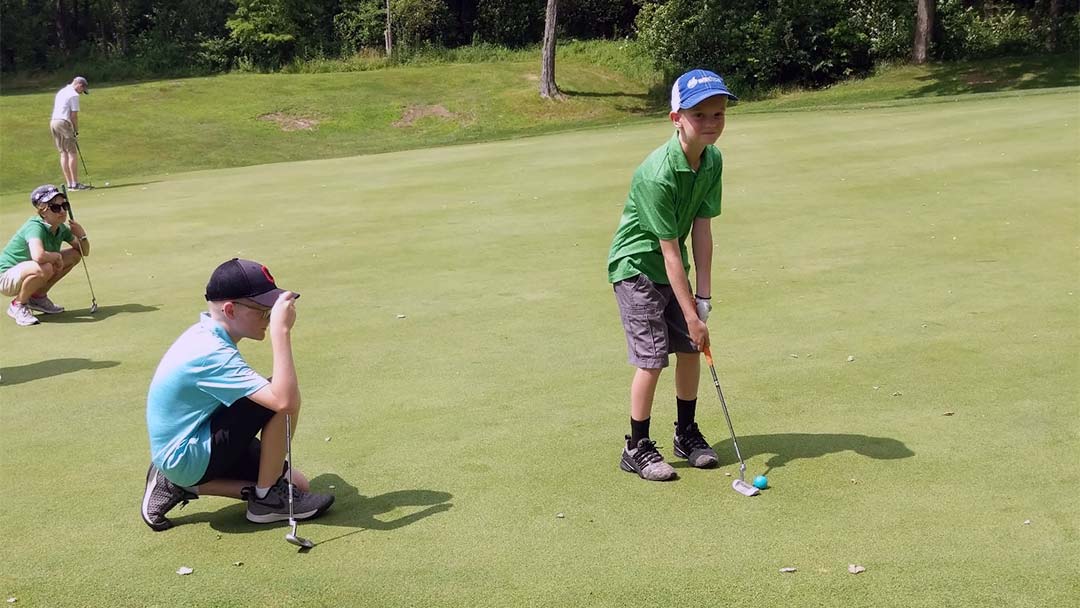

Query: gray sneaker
673;422;719;468
7;301;39;326
141;464;197;531
27;295;64;314
243;476;334;523
620;436;677;481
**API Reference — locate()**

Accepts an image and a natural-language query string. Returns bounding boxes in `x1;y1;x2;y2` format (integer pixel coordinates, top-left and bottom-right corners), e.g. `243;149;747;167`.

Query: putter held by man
49;76;91;190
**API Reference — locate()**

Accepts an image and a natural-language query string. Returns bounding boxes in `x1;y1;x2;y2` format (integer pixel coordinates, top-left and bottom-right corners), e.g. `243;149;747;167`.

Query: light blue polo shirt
147;312;269;486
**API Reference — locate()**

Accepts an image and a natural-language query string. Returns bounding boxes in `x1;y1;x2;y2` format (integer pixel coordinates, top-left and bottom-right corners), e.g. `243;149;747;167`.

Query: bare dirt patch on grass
258;112;320;131
393;104;458;127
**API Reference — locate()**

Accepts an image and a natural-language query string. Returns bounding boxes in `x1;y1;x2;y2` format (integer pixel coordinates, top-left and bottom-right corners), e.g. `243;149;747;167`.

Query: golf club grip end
702;345;713;365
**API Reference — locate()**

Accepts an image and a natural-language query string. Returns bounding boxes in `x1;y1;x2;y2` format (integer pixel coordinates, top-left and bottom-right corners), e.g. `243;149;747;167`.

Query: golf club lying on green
702;345;759;497
59;185;98;313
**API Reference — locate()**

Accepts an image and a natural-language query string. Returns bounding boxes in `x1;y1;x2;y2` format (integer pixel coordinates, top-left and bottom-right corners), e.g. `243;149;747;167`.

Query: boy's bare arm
660;238;709;348
247;293;302;414
691;217;713;298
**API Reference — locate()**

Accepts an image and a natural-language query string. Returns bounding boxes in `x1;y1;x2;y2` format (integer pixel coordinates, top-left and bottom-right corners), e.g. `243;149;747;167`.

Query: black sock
630;417;651;446
676;398;697;434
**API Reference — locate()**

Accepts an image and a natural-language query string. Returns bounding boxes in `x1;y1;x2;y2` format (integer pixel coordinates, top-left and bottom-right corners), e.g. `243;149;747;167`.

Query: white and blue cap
670;69;738;112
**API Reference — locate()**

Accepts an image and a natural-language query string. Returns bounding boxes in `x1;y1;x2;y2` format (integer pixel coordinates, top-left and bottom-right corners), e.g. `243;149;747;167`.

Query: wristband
695;294;711;300
79;235;89;241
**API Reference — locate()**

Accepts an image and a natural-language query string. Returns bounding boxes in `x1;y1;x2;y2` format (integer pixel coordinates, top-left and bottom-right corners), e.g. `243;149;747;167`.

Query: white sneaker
7;301;40;326
27;295;64;314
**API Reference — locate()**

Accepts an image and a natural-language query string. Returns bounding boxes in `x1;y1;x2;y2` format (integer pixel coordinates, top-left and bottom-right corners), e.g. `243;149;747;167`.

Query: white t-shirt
51;84;80;122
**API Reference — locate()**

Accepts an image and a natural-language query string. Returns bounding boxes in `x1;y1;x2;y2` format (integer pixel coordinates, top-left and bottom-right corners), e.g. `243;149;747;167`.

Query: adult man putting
50;76;90;190
142;258;333;531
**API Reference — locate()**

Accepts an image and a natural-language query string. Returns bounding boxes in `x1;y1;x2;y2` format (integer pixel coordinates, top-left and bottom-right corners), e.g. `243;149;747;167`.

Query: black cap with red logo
205;258;297;306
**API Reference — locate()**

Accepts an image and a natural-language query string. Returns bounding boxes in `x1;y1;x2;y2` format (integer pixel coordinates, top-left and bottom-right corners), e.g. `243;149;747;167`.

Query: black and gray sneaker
673;422;719;468
243;476;334;523
141;464;197;531
620;435;677;481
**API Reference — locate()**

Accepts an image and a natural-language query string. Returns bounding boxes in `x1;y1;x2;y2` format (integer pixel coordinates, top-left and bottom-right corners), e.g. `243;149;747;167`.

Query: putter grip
703;345;714;366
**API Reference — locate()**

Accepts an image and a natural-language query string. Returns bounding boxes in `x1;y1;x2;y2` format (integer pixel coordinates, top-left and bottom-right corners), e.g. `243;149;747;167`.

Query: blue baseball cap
30;184;65;206
670;69;738;112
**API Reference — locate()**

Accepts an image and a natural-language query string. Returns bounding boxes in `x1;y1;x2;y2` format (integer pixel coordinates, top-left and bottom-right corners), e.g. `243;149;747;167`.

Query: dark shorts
194;396;275;485
613;274;697;369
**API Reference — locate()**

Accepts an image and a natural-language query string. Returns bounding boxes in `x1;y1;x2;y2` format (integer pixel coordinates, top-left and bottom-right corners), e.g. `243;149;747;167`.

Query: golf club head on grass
286;519;314;549
89;301;98;314
732;478;760;496
702;345;760;498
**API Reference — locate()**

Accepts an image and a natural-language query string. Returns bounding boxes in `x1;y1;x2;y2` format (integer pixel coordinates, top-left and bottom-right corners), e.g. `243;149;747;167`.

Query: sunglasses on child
43;201;69;213
231;300;272;319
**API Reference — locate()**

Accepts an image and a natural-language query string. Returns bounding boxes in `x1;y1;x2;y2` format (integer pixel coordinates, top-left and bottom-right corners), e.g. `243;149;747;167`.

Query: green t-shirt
607;132;724;284
0;217;73;273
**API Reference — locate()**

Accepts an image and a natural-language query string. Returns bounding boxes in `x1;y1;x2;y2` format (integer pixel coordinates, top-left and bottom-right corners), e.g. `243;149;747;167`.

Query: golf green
1;88;1076;607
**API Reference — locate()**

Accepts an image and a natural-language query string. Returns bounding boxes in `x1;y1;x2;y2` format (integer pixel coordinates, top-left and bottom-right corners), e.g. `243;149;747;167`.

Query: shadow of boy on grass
699;432;915;475
172;473;452;541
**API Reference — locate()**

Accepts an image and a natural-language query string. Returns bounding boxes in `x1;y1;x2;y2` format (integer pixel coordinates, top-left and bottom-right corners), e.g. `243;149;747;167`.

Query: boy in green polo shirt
607;69;737;481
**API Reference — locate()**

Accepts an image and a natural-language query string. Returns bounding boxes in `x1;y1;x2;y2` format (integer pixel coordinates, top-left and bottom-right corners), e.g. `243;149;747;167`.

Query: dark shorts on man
195;396;275;485
613;273;697;369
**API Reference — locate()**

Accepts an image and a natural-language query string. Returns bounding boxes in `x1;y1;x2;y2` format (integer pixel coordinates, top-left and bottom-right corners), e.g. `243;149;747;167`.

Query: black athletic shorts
194;396;275;485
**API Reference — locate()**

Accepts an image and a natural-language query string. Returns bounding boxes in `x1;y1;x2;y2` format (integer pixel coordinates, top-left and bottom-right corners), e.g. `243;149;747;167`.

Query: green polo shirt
607;132;723;285
0;217;73;273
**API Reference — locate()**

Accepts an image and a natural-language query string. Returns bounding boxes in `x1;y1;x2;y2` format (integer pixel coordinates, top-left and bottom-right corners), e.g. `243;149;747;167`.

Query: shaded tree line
2;0;1075;90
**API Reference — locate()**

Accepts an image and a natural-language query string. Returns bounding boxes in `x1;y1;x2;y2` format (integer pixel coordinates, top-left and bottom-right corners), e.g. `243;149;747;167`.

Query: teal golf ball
752;475;768;489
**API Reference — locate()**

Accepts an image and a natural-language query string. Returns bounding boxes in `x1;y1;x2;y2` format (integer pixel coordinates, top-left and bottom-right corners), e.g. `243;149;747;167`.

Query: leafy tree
475;0;545;46
636;0;872;92
391;0;453;49
226;0;297;68
334;0;388;53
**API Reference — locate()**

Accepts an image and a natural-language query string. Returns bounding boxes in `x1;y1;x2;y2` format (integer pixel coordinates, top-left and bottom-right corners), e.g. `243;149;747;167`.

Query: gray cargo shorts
613;274;696;369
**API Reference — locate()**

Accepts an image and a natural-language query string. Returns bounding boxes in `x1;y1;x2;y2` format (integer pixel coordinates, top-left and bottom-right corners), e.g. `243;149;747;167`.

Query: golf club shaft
285;413;295;523
74;138;91;185
62;187;98;307
703;347;750;480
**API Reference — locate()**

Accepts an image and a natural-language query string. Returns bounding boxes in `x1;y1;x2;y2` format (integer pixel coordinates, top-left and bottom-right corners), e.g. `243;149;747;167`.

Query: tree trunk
1048;0;1062;52
55;0;68;53
539;0;564;99
912;0;935;64
384;0;393;58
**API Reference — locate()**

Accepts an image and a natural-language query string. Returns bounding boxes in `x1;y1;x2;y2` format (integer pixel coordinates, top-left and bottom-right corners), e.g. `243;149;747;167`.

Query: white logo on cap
687;75;723;89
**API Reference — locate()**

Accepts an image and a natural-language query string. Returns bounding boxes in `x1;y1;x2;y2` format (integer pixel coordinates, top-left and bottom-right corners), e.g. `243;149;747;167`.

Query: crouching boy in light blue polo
142;258;334;530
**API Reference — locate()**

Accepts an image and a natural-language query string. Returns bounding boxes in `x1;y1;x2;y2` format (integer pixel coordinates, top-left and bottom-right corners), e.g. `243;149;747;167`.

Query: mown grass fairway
1;88;1077;607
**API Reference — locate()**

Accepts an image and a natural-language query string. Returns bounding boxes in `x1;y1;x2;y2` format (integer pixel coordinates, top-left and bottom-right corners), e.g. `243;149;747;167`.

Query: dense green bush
848;0;913;60
936;0;1043;59
474;0;545;47
392;0;454;48
3;0;1076;87
334;0;387;53
226;0;297;68
560;0;638;38
636;0;873;93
